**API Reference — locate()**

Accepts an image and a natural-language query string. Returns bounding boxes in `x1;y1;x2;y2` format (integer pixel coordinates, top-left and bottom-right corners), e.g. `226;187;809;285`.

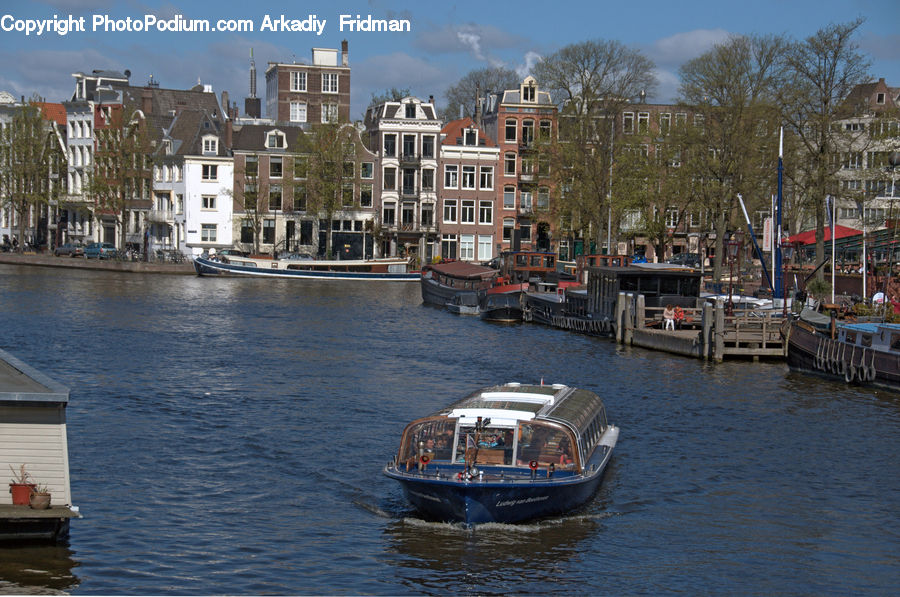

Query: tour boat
383;382;619;525
420;260;498;307
192;254;418;281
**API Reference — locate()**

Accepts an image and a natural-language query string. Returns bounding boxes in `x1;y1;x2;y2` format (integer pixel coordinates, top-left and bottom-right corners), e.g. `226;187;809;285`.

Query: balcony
401;186;418;198
399;153;420;165
519;173;535;183
147;209;173;223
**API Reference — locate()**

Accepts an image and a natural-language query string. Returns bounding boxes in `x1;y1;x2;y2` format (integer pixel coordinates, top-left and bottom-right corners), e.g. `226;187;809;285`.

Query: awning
785;225;862;245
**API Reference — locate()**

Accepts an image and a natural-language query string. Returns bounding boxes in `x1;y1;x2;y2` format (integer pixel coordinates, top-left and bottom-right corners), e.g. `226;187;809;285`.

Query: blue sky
1;0;898;119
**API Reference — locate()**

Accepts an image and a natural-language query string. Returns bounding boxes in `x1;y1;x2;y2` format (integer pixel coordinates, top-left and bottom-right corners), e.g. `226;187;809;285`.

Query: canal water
1;264;899;595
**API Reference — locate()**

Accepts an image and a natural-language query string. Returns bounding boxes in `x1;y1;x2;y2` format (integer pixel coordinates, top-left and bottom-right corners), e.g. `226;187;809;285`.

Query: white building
183;155;234;255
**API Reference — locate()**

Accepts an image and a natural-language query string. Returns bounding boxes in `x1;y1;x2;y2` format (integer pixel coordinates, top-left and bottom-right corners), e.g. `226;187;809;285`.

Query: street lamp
725;235;741;316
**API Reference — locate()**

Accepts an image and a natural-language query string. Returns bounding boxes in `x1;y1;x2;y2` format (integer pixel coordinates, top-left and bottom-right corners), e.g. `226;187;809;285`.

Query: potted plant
29;483;51;510
8;464;35;506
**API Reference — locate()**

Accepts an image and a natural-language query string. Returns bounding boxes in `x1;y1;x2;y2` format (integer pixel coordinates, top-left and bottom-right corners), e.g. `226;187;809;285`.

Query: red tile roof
36;102;66;126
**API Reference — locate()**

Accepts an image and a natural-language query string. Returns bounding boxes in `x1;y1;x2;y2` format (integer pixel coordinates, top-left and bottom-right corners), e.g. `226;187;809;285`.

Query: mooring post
702;301;713;360
714;300;725;362
635;294;646;330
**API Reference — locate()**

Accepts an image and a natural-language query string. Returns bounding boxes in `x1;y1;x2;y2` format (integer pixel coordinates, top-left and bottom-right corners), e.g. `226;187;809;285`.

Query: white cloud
351;52;448;118
516;51;542;79
647;28;732;68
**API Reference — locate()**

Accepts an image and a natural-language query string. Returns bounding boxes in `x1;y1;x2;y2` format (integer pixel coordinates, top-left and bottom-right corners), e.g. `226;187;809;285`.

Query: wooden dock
616;293;786;361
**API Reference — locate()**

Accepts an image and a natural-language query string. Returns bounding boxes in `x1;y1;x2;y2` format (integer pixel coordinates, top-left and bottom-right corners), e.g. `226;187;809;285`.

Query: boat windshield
399;418;456;464
516;422;575;468
453;425;515;465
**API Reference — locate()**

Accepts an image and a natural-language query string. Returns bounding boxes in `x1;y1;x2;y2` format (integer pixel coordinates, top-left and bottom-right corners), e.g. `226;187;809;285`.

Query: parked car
666;253;702;268
54;242;84;257
84;242;117;259
218;249;247;257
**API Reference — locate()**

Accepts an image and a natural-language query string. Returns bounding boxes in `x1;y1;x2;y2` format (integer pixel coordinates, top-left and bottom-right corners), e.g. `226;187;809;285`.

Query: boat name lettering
495;495;549;507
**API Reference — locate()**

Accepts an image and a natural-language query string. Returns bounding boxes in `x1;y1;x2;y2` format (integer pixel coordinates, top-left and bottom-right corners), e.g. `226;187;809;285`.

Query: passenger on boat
558;438;574;467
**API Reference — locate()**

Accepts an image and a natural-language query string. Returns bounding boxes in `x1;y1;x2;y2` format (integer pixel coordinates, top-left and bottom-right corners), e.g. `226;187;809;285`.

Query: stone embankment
0;252;195;274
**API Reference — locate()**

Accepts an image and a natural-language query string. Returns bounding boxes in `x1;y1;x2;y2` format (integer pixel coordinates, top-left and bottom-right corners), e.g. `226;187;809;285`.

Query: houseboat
1;349;79;541
784;308;900;390
480;293;523;323
420;260;498;307
488;251;579;294
383;382;619;525
193;254;418;281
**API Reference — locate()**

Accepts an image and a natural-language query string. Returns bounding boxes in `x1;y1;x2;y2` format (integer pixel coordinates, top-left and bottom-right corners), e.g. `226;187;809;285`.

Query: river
1;264;898;595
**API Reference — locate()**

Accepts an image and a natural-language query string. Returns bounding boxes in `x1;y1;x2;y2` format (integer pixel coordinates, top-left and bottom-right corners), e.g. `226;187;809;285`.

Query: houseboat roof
0;348;69;404
429;260;497;279
429;383;604;430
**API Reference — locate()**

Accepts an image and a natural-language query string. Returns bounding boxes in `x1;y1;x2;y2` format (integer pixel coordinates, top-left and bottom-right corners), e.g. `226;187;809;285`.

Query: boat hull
785;318;900;391
192;256;418;281
384;445;613;525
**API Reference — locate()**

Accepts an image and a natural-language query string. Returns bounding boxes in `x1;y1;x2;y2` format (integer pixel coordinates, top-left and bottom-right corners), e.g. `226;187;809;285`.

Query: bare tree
778;19;871;280
442;67;520;121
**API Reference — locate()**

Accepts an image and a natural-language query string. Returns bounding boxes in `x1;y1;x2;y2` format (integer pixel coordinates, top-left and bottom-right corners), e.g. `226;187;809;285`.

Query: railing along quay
615;292;786;362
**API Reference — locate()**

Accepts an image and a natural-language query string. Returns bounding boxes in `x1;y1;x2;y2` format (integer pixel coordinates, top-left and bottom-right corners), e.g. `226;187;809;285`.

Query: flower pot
9;483;36;505
29;492;51;510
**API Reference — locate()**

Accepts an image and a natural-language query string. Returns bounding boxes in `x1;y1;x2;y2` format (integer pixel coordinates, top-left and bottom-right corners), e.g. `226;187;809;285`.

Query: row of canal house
5;41;560;263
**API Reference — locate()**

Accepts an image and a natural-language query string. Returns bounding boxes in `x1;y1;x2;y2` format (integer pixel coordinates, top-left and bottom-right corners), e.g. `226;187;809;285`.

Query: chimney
474;85;481;126
428;95;434;104
249;48;257;98
142;88;152;115
225;119;233;151
221;91;229;118
341;40;349;66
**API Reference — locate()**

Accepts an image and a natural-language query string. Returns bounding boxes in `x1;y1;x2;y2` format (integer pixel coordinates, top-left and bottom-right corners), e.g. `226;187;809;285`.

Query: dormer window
464;128;477;146
163;140;173;156
876;92;886;105
405;103;416;118
267;131;286;149
523;85;535;102
202;135;217;155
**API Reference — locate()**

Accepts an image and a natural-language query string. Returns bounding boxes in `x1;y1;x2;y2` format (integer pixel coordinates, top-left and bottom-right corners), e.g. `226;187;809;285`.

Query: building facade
438;117;500;261
264;42;350;125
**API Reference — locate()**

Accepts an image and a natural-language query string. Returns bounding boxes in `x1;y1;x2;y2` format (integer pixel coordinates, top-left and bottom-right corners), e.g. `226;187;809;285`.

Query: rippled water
1;264;899;595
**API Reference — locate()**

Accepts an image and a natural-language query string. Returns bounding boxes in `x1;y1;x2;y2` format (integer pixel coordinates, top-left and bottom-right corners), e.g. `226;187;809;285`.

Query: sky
0;0;898;120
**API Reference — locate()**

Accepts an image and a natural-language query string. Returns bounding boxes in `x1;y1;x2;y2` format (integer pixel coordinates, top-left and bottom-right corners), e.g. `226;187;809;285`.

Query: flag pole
775;128;783;302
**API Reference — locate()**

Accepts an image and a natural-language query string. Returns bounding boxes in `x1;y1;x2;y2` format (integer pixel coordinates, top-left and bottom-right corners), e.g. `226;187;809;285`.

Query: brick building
265;42;350;124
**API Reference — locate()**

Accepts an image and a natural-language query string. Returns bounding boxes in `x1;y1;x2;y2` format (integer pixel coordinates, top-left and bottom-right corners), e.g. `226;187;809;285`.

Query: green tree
298;123;359;258
534;39;656;253
0;96;65;250
778;19;871;281
85;105;152;250
677;34;786;283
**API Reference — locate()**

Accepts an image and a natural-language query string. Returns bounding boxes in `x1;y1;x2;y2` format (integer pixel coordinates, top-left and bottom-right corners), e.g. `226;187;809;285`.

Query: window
660;113;671;135
462;165;476;189
537;187;550;211
441;234;458;259
246;156;258;177
360;162;374;179
267;132;285;148
675;112;687;127
360;184;373;207
505;119;517;142
637;112;650;134
523;84;535;102
464;128;477;146
421;203;434;227
342;184;354;207
263;219;275;244
402;134;416;158
295;184;307;211
343;161;354;179
291;71;307;92
461;200;475;224
521;191;533;211
290;101;307;123
405;103;416;118
202;137;217;155
478;235;493;261
383;167;396;190
443;199;457;223
270;156;283;178
322;73;338;93
444;165;458;189
201;223;216;242
202;195;216;210
503;186;516;209
505;153;517;176
623;112;634;134
503;218;515;241
460;234;475;260
520;223;531;241
522;120;534;146
384;134;396;157
540;120;552;140
421;169;435;191
479;200;493;224
402;169;416;195
402;203;415;226
269;185;282;211
241;220;254;243
422;135;435;158
665;206;678;228
479;166;493;190
321;104;338;123
202;164;217;181
383;202;396;225
877;92;885;104
294;156;307;178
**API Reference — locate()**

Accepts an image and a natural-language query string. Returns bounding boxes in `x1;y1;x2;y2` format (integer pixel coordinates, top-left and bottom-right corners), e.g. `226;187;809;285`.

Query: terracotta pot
9;483;36;505
29;492;51;510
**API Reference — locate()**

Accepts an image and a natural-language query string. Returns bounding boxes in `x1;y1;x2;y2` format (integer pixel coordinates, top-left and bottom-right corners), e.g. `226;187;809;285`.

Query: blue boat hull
384;446;614;524
192;256;418;281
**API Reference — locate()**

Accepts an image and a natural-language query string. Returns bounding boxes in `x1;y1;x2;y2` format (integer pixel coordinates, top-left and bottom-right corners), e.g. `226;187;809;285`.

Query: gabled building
479;76;557;253
438;117;500;261
265;42;350;124
364;96;441;262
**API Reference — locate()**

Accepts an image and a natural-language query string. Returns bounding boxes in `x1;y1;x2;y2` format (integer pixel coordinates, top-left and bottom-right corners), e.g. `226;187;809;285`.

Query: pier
615;293;786;362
